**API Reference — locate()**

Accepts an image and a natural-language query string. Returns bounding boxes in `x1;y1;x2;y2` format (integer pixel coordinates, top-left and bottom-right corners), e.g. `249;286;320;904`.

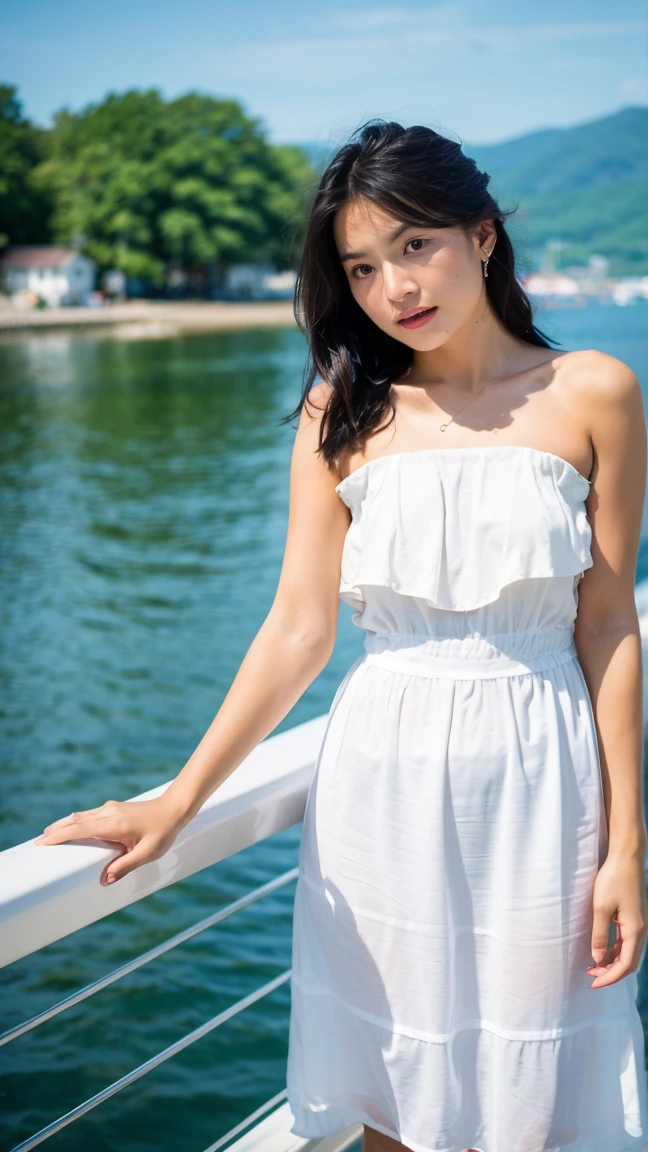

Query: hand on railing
33;796;188;886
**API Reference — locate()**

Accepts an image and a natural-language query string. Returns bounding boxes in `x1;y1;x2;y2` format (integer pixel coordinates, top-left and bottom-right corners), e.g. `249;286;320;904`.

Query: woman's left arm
573;351;648;989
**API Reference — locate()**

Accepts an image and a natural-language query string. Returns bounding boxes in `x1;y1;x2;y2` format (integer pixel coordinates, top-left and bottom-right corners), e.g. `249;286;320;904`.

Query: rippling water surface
1;304;647;1151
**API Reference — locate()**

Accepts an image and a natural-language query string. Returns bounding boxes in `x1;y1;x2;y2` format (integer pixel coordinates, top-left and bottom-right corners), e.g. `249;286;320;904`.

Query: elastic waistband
362;625;578;680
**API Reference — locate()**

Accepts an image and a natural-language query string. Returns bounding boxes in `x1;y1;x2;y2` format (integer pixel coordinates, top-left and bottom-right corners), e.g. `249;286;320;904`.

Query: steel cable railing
1;866;299;1047
7;865;300;1152
10;968;292;1152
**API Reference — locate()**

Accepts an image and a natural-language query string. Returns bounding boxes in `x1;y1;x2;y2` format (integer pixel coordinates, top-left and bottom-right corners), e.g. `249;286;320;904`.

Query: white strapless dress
286;445;648;1152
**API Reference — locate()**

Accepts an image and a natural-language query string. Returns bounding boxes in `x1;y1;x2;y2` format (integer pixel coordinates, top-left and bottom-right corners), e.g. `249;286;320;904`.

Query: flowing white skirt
286;627;648;1152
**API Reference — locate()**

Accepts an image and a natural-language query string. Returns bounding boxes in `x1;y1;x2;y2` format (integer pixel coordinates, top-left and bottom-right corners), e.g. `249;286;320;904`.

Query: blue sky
3;0;647;146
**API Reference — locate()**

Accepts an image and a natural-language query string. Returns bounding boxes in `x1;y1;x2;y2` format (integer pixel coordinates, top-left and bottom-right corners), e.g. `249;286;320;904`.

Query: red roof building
0;246;96;306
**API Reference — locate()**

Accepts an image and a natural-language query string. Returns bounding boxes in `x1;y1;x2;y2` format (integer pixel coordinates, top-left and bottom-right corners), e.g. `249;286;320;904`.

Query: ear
472;218;497;255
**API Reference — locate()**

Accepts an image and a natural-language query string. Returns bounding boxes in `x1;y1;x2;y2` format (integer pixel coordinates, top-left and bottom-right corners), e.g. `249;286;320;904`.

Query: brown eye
405;238;429;253
352;264;373;279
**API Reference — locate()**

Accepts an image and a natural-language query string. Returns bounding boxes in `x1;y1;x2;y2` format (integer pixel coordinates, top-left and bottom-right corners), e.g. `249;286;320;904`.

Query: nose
382;261;418;303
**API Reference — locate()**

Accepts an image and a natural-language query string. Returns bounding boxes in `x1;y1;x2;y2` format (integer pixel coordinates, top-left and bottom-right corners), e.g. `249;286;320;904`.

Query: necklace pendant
440;423;448;432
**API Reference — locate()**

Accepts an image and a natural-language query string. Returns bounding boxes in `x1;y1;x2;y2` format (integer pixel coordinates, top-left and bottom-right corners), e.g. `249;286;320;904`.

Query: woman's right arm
34;382;351;884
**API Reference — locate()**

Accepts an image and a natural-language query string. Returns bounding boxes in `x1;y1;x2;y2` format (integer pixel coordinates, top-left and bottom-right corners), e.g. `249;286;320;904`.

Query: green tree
0;84;52;249
36;89;316;288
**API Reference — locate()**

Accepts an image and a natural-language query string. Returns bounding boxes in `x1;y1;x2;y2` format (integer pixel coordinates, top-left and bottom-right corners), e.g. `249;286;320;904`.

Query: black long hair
283;118;560;469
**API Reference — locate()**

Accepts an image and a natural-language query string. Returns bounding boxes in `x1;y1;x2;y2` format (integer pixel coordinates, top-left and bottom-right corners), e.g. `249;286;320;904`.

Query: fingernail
107;875;116;884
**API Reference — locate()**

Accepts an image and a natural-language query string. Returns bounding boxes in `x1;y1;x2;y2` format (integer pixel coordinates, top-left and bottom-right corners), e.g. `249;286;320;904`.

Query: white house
0;246;96;307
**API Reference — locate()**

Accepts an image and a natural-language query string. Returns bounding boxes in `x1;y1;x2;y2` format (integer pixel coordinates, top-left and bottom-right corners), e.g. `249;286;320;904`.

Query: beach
0;299;298;338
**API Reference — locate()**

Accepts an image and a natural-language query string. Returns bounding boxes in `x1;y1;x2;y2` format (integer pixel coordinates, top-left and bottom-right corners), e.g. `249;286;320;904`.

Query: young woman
35;120;648;1152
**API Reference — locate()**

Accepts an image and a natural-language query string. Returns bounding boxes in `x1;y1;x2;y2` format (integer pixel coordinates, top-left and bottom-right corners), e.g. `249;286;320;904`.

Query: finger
590;907;614;966
102;842;156;886
586;920;621;973
35;812;80;839
34;817;126;848
35;809;102;840
589;925;640;988
35;804;129;846
43;807;104;830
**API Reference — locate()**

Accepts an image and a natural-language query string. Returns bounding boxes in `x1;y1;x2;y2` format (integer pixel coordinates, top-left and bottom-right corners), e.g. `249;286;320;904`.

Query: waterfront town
0;243;646;337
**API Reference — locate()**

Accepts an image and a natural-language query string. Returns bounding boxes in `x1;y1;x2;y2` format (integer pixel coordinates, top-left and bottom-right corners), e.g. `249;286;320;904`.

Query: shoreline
0;299;298;338
1;294;644;342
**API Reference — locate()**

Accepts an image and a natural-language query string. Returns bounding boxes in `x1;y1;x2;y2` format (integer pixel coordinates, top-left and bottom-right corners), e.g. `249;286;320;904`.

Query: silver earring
483;249;492;278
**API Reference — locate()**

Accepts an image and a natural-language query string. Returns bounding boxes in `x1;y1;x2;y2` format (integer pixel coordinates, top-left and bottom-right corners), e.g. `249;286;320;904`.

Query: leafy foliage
33;89;316;286
0;86;316;288
0;85;53;248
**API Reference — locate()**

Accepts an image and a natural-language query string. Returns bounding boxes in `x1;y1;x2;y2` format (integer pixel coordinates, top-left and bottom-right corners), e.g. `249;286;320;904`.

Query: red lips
397;307;438;330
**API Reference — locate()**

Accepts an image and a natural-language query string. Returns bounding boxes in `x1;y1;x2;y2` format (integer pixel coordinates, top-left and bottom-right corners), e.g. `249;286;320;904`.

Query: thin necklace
403;350;517;432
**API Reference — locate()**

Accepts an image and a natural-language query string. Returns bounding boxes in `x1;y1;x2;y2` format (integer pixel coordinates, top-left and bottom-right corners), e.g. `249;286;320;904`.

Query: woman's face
332;196;496;348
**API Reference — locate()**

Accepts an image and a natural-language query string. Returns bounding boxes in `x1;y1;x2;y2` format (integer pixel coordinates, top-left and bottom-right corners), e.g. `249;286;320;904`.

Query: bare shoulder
556;350;646;498
294;378;334;446
302;378;335;423
556;348;642;415
292;378;341;486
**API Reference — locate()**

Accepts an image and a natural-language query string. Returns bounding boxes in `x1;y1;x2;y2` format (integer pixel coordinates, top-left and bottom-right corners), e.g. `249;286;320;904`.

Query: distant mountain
293;107;648;275
463;106;648;275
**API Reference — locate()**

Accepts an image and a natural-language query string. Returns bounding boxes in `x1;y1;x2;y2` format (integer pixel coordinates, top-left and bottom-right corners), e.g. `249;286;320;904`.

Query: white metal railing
0;712;328;967
0;709;363;1152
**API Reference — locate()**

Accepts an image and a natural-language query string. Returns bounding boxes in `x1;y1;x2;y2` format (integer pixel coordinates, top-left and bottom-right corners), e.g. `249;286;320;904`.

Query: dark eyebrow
339;221;417;263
